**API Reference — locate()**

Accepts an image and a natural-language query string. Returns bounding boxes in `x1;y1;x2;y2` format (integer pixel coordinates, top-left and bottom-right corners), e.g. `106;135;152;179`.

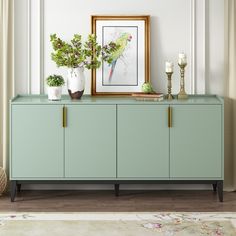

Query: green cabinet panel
117;105;169;178
65;105;116;178
10;95;224;183
11;105;64;178
170;105;222;178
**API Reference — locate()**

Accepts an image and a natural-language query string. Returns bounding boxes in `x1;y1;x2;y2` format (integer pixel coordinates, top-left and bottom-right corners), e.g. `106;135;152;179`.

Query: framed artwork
91;15;150;96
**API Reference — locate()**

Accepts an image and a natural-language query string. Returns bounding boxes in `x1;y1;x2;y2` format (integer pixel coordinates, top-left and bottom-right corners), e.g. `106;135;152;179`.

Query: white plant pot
47;86;62;100
67;67;85;99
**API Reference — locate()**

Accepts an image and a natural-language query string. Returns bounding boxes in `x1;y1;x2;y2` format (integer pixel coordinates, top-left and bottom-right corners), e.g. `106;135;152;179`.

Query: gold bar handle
168;106;172;128
63;106;67;128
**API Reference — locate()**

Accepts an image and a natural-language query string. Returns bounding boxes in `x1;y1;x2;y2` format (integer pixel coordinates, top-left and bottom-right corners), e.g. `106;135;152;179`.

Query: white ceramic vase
67;67;85;99
47;86;62;100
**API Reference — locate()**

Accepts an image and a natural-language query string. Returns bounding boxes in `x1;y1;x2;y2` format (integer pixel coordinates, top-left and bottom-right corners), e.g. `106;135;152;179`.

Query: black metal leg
217;181;223;202
11;181;17;202
17;184;21;192
212;183;217;192
115;184;119;197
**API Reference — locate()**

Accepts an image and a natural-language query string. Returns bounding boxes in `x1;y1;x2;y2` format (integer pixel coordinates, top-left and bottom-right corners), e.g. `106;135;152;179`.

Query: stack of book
131;92;164;101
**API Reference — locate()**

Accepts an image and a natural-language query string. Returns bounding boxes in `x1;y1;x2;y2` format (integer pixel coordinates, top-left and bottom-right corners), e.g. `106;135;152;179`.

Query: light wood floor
1;190;236;212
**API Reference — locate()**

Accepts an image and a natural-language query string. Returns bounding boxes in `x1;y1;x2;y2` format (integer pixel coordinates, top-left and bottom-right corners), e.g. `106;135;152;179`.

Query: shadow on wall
232;98;236;189
224;97;235;190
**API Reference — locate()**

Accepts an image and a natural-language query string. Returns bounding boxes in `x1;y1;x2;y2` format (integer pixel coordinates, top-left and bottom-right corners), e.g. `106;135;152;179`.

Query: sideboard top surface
11;95;223;105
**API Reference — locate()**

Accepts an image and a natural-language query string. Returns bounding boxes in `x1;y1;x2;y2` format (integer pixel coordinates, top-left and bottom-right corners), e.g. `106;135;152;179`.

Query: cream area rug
0;213;236;236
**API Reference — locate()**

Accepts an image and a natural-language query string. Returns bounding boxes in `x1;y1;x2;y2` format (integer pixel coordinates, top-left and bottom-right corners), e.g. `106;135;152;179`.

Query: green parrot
108;32;132;81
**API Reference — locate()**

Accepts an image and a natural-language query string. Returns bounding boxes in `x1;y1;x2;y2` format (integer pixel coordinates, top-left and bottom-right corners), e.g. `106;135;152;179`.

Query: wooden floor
1;190;236;212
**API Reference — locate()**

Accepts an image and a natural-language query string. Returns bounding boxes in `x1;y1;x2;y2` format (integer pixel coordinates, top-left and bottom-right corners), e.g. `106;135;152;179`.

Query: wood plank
0;190;235;212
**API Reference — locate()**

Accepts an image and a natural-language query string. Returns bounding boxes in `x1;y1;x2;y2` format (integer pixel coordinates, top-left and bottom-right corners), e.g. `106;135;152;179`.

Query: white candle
178;53;187;65
165;61;174;73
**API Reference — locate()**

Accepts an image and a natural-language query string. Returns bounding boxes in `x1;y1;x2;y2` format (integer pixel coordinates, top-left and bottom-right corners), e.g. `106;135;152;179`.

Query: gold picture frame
91;15;150;96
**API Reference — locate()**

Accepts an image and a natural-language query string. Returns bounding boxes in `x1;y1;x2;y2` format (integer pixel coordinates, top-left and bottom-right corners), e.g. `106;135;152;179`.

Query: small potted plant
50;34;119;99
46;74;65;100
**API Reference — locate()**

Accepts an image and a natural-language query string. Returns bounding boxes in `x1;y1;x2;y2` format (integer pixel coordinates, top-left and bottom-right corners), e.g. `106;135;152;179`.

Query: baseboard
223;187;235;192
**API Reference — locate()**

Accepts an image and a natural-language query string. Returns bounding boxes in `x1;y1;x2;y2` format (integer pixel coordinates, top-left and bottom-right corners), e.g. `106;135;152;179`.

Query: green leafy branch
50;34;119;69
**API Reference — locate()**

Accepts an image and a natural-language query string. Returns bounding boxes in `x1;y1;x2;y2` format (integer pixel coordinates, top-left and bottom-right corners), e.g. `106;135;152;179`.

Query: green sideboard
10;95;224;202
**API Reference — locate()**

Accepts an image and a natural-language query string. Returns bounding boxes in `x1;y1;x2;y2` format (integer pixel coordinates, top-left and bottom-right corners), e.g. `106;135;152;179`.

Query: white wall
44;0;192;95
14;0;226;190
14;0;225;96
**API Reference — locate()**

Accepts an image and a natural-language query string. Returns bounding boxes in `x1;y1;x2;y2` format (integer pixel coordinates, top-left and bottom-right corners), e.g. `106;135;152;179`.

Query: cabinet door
170;105;222;178
117;105;169;178
11;105;64;178
65;105;116;178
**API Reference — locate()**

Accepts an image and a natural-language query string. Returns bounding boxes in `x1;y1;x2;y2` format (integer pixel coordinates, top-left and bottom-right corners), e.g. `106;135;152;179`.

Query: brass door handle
63;106;67;128
168;106;172;128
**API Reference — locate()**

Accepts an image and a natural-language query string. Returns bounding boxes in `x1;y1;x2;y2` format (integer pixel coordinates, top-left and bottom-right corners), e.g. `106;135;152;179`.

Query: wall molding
40;0;44;94
12;0;15;96
205;0;209;94
26;0;44;94
27;0;31;94
195;0;207;94
190;0;196;94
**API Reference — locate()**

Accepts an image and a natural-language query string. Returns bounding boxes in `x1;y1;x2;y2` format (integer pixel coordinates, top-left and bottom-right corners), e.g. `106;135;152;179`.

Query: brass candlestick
177;63;188;99
166;72;174;100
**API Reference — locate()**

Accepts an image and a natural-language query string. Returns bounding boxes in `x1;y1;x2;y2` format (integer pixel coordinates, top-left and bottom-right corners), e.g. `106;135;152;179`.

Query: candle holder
177;63;188;99
166;72;174;100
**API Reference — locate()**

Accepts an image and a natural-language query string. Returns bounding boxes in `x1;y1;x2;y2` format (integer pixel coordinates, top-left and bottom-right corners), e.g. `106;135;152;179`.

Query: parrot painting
108;32;132;81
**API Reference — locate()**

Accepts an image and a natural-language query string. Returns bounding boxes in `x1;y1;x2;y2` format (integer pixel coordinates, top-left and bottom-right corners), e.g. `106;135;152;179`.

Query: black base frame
10;180;223;202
